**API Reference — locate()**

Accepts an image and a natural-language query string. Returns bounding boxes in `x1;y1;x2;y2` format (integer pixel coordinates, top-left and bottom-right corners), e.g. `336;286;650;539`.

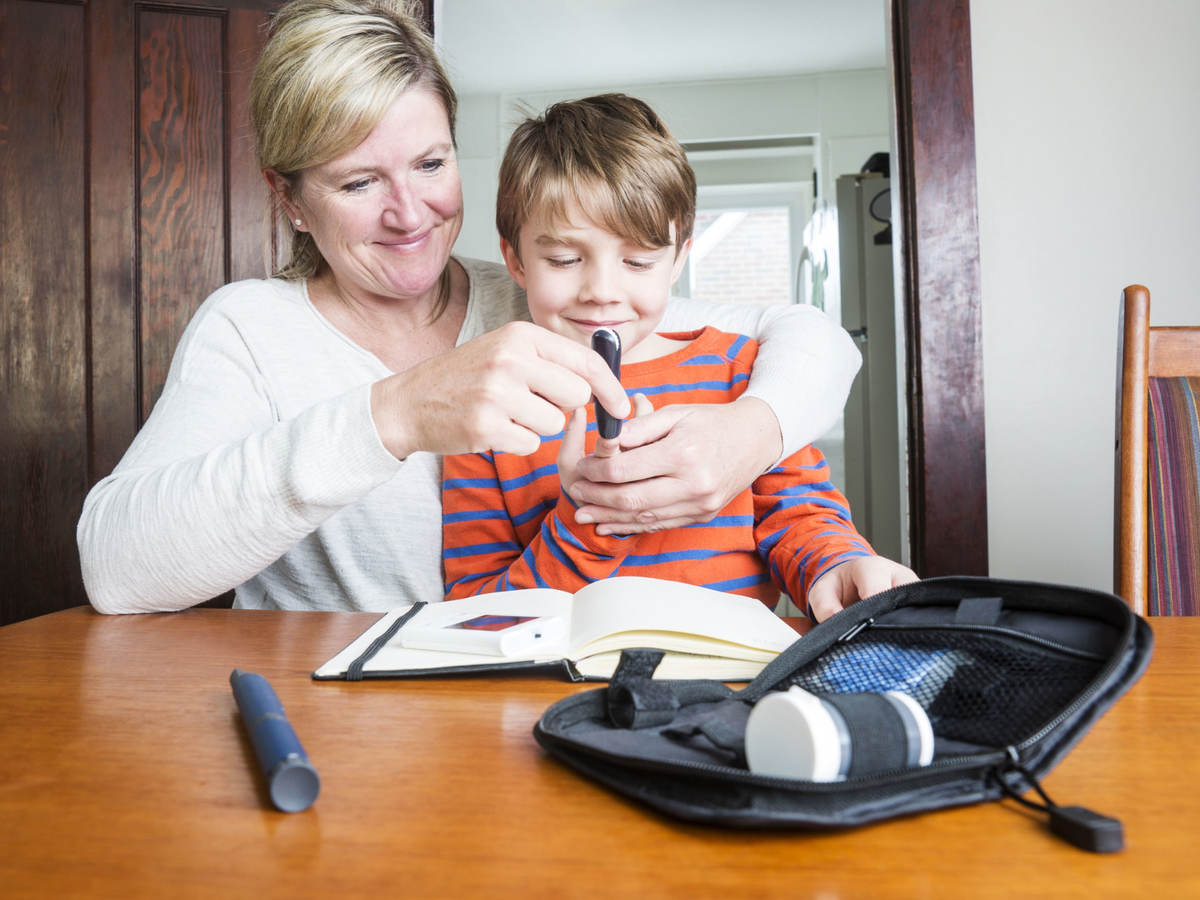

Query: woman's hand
369;322;629;459
568;396;784;535
807;557;919;623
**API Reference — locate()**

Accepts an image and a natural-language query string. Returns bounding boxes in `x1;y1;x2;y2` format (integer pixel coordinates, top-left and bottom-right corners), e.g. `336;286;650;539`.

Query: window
678;137;814;308
687;206;793;305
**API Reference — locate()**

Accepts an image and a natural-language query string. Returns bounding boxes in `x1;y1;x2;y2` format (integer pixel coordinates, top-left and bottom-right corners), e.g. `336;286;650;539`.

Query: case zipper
540;716;1008;792
837;617;875;643
991;746;1124;853
866;621;1110;662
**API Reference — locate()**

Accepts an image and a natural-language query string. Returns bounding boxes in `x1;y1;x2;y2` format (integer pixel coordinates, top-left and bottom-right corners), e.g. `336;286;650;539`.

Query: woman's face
284;88;463;305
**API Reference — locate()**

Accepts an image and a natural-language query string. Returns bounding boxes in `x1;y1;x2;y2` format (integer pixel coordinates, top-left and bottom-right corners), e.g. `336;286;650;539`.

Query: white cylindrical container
744;686;934;781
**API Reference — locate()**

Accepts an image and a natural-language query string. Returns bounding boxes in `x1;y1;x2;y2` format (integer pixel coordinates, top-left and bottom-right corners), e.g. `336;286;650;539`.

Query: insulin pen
230;669;321;813
591;327;623;438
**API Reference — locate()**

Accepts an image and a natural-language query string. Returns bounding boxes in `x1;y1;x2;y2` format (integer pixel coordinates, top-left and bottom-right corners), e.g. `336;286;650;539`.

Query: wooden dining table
1;606;1196;898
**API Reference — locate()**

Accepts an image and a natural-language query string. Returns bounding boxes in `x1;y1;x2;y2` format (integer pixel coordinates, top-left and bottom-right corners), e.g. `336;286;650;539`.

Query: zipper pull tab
995;749;1124;853
1047;805;1125;854
837;617;874;643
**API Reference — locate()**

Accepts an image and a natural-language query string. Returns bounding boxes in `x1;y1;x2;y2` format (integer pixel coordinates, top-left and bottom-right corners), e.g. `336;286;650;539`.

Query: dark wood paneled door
1;0;281;624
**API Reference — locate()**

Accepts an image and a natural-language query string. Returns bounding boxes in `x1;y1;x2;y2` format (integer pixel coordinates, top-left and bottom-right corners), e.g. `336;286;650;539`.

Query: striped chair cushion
1147;375;1200;615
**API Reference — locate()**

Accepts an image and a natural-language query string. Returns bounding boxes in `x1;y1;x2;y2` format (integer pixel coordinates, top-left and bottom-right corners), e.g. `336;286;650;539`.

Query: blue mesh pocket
794;644;970;700
784;630;1106;748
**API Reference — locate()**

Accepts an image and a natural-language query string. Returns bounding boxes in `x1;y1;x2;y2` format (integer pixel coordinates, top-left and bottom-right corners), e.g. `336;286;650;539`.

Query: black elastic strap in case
607;649;678;728
821;692;913;777
606;649;733;729
346;602;426;681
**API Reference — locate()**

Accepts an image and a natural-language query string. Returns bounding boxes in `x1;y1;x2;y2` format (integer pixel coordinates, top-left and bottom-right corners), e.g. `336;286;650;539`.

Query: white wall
452;70;890;261
970;0;1200;590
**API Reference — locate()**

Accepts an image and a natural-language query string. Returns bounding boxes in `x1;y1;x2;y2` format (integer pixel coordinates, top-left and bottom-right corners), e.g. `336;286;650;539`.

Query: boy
441;94;915;622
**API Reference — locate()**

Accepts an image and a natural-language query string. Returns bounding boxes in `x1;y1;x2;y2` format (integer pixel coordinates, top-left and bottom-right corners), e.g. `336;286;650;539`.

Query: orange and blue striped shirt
441;327;873;615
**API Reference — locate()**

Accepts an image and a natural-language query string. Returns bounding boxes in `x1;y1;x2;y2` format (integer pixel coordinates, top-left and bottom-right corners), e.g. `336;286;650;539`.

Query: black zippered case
532;577;1154;852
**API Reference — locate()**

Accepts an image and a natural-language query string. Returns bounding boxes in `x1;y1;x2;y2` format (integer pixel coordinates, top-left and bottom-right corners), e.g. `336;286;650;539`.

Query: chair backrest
1115;285;1200;614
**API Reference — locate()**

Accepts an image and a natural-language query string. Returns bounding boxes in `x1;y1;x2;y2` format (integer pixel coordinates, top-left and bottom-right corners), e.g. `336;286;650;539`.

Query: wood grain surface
1;608;1195;898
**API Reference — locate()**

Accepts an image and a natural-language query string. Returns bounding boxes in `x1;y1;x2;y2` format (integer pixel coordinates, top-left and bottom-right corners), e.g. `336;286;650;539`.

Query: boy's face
501;201;691;363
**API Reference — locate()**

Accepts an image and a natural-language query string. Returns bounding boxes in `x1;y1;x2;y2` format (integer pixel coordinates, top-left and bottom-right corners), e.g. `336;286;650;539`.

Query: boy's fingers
558;409;587;467
588;394;645;461
850;558;919;601
592;436;621;459
806;568;847;622
631;393;655;418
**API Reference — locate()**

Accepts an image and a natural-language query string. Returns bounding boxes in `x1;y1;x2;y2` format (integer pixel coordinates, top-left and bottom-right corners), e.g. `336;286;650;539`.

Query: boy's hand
557;409;590;497
807;556;919;623
559;394;653;495
592;393;653;459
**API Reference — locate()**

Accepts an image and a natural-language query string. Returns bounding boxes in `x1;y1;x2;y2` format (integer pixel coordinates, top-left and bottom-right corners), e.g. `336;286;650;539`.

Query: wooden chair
1115;284;1200;614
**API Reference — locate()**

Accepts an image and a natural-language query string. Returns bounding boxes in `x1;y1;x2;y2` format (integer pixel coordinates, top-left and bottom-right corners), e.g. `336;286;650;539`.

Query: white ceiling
433;0;888;95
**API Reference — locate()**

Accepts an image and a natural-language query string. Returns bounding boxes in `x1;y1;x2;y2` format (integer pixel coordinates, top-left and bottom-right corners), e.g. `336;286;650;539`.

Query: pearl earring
294;219;303;227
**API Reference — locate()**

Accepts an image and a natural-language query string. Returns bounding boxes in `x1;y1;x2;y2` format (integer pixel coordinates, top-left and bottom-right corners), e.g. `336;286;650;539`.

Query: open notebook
313;576;801;682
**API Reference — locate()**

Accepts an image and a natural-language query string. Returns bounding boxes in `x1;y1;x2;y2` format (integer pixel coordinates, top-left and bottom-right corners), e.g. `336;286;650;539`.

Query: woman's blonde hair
251;0;458;311
496;94;696;259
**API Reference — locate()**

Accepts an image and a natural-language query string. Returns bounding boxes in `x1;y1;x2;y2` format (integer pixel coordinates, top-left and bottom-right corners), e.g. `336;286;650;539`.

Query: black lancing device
591;327;623;439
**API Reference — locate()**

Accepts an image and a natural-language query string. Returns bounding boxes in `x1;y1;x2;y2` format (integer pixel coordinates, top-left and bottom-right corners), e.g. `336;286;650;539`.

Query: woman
77;0;860;614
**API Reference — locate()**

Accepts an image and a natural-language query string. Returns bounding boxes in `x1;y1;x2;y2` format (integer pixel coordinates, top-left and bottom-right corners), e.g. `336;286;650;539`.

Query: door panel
137;8;227;419
0;0;89;625
1;0;278;624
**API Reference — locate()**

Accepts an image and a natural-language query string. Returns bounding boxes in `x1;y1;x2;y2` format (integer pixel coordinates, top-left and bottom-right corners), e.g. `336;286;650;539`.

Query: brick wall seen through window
689;208;791;306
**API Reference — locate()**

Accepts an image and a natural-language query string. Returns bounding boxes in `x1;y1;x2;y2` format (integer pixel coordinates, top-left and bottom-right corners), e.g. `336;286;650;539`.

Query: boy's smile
501;202;692;364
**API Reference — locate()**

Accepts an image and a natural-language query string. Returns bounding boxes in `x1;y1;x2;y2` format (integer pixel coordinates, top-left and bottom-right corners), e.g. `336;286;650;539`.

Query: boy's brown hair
496;93;696;258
